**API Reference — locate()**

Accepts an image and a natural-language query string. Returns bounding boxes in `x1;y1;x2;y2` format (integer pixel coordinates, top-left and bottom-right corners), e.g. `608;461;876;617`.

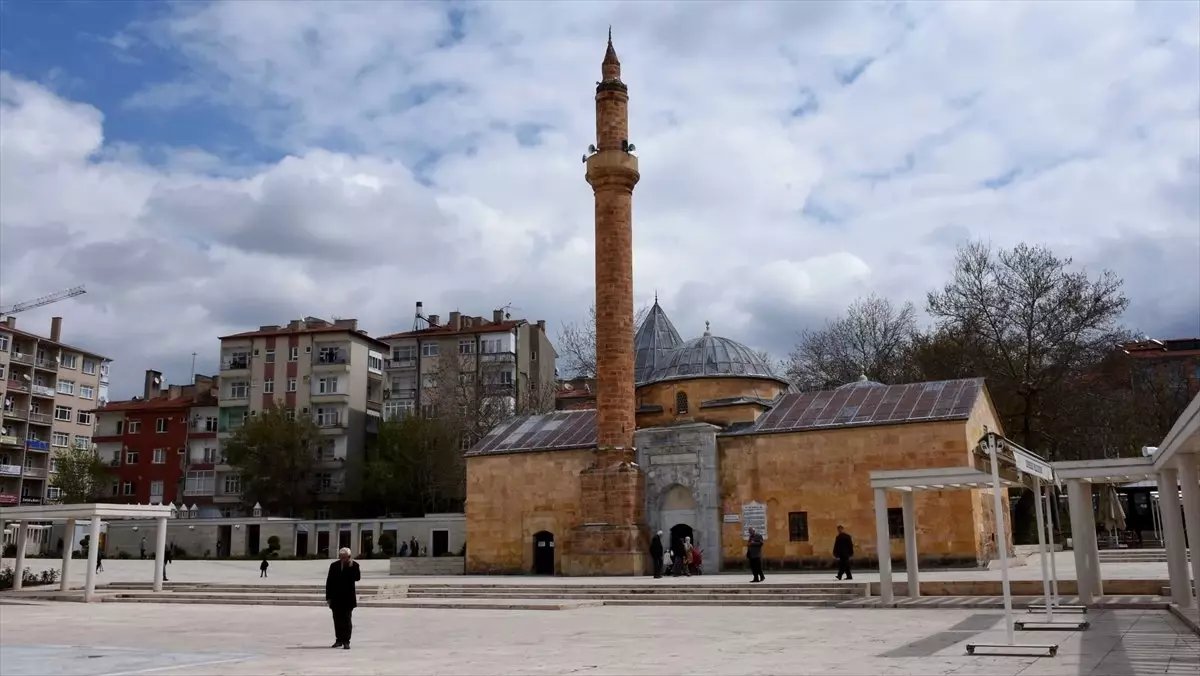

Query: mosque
463;35;1009;576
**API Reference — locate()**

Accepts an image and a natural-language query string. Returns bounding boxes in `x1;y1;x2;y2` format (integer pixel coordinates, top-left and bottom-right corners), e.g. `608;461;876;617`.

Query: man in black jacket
649;531;664;578
746;527;765;583
326;547;361;649
833;525;854;581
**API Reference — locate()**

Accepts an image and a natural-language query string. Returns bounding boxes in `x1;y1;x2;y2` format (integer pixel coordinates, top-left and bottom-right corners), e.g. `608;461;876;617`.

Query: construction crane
0;285;87;317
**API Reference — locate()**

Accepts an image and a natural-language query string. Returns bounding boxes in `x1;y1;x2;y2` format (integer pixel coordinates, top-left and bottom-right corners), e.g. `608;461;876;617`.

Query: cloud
1;0;1197;398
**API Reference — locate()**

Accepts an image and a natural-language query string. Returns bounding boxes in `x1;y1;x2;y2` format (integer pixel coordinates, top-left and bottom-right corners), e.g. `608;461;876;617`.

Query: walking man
649;531;664;578
746;527;765;583
139;536;146;560
326;547;361;649
833;525;854;581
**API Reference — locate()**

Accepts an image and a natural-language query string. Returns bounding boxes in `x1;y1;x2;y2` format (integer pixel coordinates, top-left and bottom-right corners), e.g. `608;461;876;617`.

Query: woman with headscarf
682;537;694;577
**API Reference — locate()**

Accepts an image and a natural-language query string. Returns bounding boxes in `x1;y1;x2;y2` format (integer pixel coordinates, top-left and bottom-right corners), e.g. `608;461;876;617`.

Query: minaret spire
602;28;621;81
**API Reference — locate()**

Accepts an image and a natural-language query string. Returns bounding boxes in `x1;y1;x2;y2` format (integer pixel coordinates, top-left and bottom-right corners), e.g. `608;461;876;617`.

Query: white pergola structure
0;503;174;601
871;431;1065;656
1055;392;1200;610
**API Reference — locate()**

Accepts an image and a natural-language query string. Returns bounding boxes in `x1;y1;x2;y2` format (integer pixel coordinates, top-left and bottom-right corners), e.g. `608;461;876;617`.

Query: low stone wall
870;578;1167;597
389;556;465;576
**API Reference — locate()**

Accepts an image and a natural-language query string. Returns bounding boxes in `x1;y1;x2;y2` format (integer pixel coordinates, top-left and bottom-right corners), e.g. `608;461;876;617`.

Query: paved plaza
0;551;1177;588
0;598;1197;676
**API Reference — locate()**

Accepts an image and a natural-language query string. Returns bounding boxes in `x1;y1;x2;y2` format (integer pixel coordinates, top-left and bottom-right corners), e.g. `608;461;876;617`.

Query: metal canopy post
966;433;1058;657
1017;479;1089;631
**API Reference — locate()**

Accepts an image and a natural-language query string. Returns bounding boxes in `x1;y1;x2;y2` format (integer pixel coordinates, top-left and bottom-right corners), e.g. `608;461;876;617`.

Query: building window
0;365;5;380
0;335;8;351
458;340;474;355
223;474;241;494
675;391;689;414
420;403;438;418
57;380;75;395
421;374;436;389
47;486;61;500
116;420;125;435
391;345;416;362
315;507;331;520
154;417;167;433
74;435;91;449
126;451;139;465
203;416;218;432
54;405;73;421
367;354;384;371
265;349;276;364
459;372;474;386
318;377;339;394
229;381;249;399
149;480;164;498
152;448;166;464
481;338;503;354
82;358;97;375
202;447;219;463
51;432;69;447
284;408;296;421
498;370;513;385
316;408;340;427
76;410;93;425
60;353;78;369
788;512;809;542
460;435;472;451
79;385;95;400
185;470;215;495
289;346;299;361
287;378;297;393
421;342;439;357
49;458;58;473
128;420;141;434
383;402;404;421
887;508;905;539
122;481;134;496
263;379;275;394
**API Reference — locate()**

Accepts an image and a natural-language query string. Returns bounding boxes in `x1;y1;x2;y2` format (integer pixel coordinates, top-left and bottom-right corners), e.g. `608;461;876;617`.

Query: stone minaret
587;30;640;458
563;31;647;577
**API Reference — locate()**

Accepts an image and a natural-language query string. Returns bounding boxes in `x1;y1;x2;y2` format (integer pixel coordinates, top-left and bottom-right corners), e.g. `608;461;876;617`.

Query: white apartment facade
216;317;387;518
0;316;110;506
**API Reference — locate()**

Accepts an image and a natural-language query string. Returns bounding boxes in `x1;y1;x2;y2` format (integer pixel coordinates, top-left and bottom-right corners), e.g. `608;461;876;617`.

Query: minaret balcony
585;151;640;186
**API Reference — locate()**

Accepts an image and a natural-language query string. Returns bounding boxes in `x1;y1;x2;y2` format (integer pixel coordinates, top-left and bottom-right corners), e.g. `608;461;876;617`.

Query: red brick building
92;371;218;505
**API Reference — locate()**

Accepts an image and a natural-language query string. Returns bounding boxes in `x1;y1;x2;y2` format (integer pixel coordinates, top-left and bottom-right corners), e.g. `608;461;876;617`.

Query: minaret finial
704;321;711;335
602;27;621;79
654;290;658;304
608;25;612;45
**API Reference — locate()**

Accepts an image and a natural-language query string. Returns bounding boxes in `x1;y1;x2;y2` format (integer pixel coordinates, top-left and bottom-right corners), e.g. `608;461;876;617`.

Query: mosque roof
466;377;987;457
723;377;985;437
634;300;684;384
644;331;784;386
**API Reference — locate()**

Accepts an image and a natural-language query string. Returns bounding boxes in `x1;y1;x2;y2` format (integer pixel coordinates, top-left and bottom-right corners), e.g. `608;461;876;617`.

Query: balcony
28;412;52;426
31;384;55;398
310;389;348;403
34;358;58;371
221;356;250;371
0;493;17;505
3;408;28;421
386;358;417;370
5;379;29;393
221;391;249;404
106;457;121;467
25;439;50;452
480;351;517;363
316;416;345;430
9;353;34;366
0;464;21;477
313;350;350;370
312;481;345;495
22;467;46;478
0;435;21;448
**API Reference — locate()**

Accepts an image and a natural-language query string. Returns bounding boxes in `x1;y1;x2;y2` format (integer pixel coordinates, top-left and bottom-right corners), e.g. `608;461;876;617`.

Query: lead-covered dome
646;333;783;385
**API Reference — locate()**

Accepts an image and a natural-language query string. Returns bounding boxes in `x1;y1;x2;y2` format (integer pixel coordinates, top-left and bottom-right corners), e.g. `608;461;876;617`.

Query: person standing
139;536;146;560
326;547;361;649
409;537;419;557
96;550;104;574
833;525;854;581
260;556;270;578
670;535;686;577
746;527;765;583
649;531;664;578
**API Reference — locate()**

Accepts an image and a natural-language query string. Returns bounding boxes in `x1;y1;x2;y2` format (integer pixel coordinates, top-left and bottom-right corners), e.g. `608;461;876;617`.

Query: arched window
675;391;689;414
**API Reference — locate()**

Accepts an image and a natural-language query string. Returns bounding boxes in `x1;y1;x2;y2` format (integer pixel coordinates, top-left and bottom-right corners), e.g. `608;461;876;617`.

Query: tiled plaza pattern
0;600;1196;675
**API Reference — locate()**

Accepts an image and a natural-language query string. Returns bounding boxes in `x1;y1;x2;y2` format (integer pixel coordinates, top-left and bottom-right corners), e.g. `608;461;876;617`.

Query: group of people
648;525;857;583
649;531;703;577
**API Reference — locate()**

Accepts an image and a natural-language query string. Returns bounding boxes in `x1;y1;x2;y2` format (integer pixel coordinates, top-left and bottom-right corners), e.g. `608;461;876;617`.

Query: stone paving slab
1;597;1197;675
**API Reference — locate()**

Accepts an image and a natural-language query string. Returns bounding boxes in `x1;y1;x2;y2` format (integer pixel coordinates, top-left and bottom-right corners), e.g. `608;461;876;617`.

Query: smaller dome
646;334;782;385
835;374;887;390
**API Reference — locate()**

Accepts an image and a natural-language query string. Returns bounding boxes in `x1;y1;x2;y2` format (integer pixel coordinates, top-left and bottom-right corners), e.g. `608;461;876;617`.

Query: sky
1;0;1198;401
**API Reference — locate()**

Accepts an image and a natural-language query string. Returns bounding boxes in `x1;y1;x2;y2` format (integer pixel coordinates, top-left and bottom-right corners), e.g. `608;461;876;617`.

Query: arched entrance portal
659;484;698;547
532;531;555;575
670;523;694;547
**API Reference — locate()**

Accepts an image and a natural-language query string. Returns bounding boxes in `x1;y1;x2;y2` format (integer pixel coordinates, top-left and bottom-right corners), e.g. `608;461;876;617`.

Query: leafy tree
52;445;111;503
363;415;463;516
786;294;918;389
221;404;320;517
556;302;652;379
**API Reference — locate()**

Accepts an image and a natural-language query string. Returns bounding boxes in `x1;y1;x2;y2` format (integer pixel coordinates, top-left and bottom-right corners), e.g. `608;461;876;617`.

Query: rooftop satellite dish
21;374;30;381
154;377;161;385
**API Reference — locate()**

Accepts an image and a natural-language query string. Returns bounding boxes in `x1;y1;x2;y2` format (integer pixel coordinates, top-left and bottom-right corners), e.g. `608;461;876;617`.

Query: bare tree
926;241;1129;456
752;349;784;378
556;302;652;379
785;294;918;389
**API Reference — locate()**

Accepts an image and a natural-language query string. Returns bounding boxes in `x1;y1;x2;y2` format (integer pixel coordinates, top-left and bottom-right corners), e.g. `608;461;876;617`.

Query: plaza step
101;594;593;611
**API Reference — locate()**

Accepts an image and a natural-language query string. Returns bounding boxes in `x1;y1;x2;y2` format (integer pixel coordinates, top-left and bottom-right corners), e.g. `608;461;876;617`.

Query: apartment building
0;316;110;506
378;307;558;433
217;317;387;518
93;371;218;506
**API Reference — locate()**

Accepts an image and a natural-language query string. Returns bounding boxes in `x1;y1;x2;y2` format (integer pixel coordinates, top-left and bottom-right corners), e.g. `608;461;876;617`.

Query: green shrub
379;532;396;557
266;536;281;553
